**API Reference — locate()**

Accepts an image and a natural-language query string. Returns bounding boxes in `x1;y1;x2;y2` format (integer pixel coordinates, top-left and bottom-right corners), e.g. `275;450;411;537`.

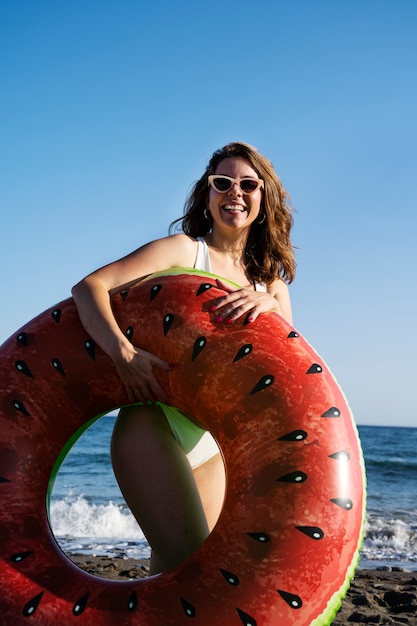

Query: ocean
50;416;417;571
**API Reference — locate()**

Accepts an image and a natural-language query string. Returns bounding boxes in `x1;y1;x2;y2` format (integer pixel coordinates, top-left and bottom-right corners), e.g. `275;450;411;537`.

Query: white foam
50;496;145;541
362;515;417;564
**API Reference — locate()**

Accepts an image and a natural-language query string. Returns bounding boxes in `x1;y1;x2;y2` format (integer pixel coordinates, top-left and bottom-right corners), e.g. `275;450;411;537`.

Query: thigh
111;404;210;571
157;405;226;531
193;453;226;531
112;404;173;461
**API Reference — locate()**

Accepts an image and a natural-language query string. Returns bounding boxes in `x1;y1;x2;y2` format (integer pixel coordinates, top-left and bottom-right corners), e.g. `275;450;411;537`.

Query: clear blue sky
1;1;416;427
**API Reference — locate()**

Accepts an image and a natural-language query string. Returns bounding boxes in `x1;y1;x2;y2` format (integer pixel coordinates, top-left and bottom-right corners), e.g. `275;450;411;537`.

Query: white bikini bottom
158;404;220;469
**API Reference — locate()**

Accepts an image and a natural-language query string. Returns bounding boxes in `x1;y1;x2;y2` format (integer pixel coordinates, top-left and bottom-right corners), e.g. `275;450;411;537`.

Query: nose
227;181;242;196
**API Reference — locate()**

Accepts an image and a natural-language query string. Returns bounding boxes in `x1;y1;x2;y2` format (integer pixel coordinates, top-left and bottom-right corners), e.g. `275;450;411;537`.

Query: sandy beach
70;555;417;624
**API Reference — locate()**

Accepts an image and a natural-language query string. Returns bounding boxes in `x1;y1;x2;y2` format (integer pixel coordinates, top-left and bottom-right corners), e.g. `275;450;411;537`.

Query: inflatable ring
0;269;366;625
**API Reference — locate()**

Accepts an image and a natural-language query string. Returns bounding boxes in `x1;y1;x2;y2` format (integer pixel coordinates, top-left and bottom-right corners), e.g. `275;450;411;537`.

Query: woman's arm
208;278;293;326
270;279;293;325
72;234;196;402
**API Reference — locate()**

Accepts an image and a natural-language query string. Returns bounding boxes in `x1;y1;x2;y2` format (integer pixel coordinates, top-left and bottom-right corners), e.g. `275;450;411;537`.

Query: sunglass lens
213;177;231;192
240;179;259;193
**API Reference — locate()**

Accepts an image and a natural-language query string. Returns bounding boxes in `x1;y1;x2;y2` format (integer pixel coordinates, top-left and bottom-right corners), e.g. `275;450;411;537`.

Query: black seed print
52;358;65;376
219;568;239;585
296;526;324;540
125;326;134;341
233;344;252;362
329;450;350;461
277;590;303;609
247;532;270;543
163;313;175;336
287;331;299;338
196;283;212;295
73;592;89;616
16;332;28;346
192;336;206;361
331;497;353;510
52;308;61;323
12;400;30;416
15;360;33;378
128;591;137;611
0;476;11;483
180;597;196;617
84;339;96;360
11;551;33;562
277;471;307;484
321;406;341;418
243;312;252;326
250;374;274;395
306;363;322;374
236;607;257;625
23;592;44;617
278;429;308;442
150;284;162;300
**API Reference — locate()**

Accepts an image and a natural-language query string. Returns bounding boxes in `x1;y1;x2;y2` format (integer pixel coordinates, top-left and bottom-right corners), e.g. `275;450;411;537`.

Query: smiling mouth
222;204;246;213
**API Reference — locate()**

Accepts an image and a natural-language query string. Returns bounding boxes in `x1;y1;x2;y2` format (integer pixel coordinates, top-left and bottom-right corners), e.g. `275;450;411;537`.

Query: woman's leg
111;405;210;573
147;455;225;574
193;453;225;532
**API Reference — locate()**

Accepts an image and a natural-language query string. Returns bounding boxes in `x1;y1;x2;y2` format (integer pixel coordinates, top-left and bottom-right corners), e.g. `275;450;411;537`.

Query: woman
72;142;296;574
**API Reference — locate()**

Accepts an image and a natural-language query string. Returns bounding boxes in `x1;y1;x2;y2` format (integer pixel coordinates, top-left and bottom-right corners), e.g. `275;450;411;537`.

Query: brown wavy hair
169;142;296;284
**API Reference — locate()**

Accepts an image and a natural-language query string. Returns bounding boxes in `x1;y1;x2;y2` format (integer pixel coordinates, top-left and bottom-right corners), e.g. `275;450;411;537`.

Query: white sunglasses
208;175;264;195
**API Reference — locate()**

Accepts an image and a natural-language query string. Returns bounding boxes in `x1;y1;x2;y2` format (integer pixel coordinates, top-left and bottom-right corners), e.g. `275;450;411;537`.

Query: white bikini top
194;237;267;292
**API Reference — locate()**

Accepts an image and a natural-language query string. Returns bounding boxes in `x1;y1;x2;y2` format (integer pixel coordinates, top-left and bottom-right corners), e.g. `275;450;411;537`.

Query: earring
204;208;211;220
256;212;266;224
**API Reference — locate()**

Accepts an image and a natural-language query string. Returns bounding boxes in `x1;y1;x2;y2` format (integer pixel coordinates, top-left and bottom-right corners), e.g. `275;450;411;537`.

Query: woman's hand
209;279;281;324
113;344;175;404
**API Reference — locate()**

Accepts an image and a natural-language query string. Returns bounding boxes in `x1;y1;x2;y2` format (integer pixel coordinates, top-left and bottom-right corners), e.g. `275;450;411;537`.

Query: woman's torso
193;236;267;292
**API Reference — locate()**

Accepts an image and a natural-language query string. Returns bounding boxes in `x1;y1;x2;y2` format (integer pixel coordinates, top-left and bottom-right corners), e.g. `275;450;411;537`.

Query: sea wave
364;456;417;476
361;515;417;566
50;496;151;559
49;496;417;568
50;496;144;540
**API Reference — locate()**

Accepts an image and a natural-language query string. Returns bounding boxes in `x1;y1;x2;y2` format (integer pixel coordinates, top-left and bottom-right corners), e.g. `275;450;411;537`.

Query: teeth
223;205;245;212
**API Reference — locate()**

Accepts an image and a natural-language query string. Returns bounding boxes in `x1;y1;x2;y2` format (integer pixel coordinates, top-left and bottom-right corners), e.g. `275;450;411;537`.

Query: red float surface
0;270;366;625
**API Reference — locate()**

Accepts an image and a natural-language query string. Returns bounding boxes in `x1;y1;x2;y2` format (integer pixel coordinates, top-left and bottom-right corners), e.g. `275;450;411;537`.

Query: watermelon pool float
0;269;366;625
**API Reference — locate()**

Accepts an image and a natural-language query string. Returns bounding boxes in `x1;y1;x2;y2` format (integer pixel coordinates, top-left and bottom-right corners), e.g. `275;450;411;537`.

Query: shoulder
167;233;198;250
268;277;290;298
143;233;197;257
136;233;198;268
76;234;200;296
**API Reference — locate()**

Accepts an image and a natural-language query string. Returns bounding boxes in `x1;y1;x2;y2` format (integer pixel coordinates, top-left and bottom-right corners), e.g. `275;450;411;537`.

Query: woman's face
207;157;263;233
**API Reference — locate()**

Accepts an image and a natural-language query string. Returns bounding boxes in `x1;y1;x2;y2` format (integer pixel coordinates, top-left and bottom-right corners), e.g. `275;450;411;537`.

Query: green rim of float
47;411;108;512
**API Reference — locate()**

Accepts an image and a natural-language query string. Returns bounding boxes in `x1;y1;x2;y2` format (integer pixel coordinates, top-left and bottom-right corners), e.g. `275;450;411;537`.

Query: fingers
117;348;173;405
209;290;277;324
126;378;170;405
146;351;177;371
130;376;170;405
210;289;255;323
215;278;235;293
210;285;244;313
